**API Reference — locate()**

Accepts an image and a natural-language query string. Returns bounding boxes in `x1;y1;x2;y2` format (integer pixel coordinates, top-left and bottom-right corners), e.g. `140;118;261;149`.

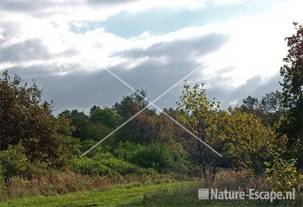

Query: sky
1;0;303;113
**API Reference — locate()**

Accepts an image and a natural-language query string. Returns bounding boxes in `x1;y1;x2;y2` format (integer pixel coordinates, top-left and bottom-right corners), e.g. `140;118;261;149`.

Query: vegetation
0;182;185;207
0;23;303;205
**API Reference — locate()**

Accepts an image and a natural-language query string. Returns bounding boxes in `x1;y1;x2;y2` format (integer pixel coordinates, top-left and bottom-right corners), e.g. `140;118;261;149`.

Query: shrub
71;157;111;176
265;157;303;191
123;143;189;173
0;166;6;199
0;145;29;179
71;152;143;176
113;142;144;161
93;154;140;175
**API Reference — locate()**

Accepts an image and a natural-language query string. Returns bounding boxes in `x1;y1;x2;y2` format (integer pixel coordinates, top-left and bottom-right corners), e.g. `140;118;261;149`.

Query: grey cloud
4;32;228;113
116;33;229;61
3;32;281;114
7;64;281;114
0;39;50;62
6;64;131;113
0;0;54;13
206;74;282;108
0;36;79;63
0;1;90;17
88;0;138;6
0;0;137;16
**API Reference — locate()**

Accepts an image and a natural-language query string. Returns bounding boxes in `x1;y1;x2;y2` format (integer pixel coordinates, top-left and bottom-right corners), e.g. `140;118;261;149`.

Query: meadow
0;181;300;207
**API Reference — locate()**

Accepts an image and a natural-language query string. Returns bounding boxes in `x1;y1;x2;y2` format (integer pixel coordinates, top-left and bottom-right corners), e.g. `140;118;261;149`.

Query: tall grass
0;171;180;200
134;171;302;207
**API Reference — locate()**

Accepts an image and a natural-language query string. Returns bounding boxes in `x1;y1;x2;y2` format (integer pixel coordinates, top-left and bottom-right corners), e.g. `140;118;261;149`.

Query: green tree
279;23;303;166
0;71;78;170
239;92;284;127
177;83;221;178
114;91;157;143
90;106;120;129
60;110;90;139
114;90;149;119
223;110;286;175
240;96;260;113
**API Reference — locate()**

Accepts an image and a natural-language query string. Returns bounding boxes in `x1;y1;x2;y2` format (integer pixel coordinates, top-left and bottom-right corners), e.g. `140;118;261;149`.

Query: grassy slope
0;182;300;207
0;182;186;207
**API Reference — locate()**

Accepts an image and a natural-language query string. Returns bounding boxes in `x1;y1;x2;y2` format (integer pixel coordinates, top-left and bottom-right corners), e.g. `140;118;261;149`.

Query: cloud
5;31;228;113
206;74;282;108
0;0;52;12
0;38;50;62
1;0;302;113
116;33;228;61
0;0;246;22
88;0;139;6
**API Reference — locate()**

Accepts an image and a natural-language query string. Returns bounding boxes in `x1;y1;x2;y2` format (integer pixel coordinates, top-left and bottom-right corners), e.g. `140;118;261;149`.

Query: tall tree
239;92;284;127
90;106;120;129
114;90;157;143
223;109;286;175
177;83;221;178
279;23;303;166
0;71;78;169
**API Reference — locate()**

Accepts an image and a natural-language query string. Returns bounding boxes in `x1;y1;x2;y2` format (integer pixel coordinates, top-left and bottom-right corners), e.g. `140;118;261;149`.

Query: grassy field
0;182;187;207
0;182;301;207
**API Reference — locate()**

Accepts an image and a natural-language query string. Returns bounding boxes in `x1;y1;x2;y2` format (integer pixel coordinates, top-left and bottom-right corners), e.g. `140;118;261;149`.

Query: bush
113;142;143;161
94;155;140;175
114;143;189;173
0;145;29;179
0;166;6;199
71;152;143;176
265;157;303;191
71;157;111;176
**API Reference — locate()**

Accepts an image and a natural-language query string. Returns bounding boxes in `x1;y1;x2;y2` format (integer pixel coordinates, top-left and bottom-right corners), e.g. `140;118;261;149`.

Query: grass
131;185;302;207
0;182;187;207
0;171;301;207
0;181;301;207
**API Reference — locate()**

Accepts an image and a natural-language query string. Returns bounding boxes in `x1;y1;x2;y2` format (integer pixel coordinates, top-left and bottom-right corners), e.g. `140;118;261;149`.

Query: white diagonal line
81;67;200;157
105;68;222;157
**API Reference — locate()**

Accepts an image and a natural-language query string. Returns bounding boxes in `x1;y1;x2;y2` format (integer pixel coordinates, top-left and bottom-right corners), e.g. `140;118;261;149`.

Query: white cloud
1;0;303;109
203;0;303;87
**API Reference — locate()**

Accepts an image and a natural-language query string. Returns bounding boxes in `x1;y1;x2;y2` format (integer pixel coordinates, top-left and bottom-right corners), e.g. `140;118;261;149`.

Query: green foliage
0;145;29;179
0;72;78;171
177;83;221;176
113;142;144;161
113;91;157;144
114;142;189;173
60;110;90;139
90;106;120;129
71;157;111;176
239;92;285;127
94;154;141;175
72;152;143;176
134;144;189;173
279;23;303;167
60;109;111;142
222;110;286;175
265;157;303;191
280;23;303;109
114;90;148;119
